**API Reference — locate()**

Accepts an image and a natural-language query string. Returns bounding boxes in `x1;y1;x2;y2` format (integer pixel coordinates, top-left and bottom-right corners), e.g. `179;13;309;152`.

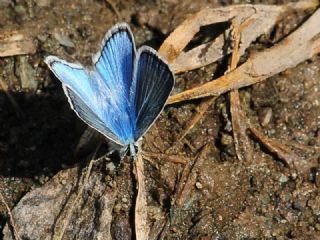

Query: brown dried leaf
167;8;320;104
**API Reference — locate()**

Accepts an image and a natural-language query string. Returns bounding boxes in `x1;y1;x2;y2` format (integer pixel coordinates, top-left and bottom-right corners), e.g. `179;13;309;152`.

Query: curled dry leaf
167;8;320;104
159;2;318;73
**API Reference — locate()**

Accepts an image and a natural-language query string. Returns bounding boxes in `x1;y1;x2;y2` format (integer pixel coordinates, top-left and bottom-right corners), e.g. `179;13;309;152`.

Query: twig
249;127;299;168
142;151;188;164
0;76;24;118
157;144;210;238
167;8;320;104
53;145;103;240
0;191;22;240
174;144;210;207
175;97;217;143
134;148;149;240
250;127;320;173
229;19;253;162
105;0;122;20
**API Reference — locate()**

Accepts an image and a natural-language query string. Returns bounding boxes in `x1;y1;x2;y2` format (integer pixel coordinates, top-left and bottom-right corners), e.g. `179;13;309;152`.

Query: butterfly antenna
129;143;137;160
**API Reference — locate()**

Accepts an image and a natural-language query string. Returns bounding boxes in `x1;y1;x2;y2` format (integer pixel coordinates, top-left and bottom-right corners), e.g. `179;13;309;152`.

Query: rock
259;107;273;127
36;0;51;7
16;56;38;91
0;0;11;7
3;164;116;239
53;31;75;48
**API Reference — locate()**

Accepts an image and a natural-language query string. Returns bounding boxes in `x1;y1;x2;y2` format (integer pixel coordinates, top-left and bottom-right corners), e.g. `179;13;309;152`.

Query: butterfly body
45;23;174;155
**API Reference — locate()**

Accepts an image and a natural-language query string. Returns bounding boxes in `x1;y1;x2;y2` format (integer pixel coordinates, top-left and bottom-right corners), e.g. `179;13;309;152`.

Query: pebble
195;182;203;189
259;107;273;126
279;174;289;183
36;0;51;7
53;32;75;48
220;133;233;146
105;162;116;174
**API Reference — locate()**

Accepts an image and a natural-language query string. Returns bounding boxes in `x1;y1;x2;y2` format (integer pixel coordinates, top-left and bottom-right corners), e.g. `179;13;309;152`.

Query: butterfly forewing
92;23;136;144
93;23;135;99
131;47;175;141
46;23;137;145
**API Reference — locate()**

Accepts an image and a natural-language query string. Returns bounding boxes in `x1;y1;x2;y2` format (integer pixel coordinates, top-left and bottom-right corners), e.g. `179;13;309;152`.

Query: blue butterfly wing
93;23;136;144
131;47;175;141
45;57;123;145
63;85;121;143
45;23;137;145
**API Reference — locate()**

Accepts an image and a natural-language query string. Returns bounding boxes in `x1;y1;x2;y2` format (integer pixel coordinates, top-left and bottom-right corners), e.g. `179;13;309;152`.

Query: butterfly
45;23;175;158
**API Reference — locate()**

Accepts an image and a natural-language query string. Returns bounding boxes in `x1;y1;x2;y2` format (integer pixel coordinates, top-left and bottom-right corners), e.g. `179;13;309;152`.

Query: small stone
122;197;128;203
36;0;51;7
292;201;303;211
105;162;116;174
53;31;75;48
259;107;273;127
17;56;38;91
0;0;11;7
279;174;288;183
220;133;233;146
114;203;122;213
195;182;203;189
171;227;177;233
291;172;297;180
60;179;67;185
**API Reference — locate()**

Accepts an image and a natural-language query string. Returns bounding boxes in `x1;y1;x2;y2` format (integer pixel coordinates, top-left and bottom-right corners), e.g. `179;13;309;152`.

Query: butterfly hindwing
63;86;122;144
131;47;175;141
45;57;124;144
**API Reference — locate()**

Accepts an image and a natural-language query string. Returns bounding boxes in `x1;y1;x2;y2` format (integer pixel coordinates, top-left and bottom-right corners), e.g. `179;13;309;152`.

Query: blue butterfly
45;23;175;157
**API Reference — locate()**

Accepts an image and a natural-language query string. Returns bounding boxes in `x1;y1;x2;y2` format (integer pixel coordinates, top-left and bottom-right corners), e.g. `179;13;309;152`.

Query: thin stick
0;191;22;240
229;19;253;162
53;145;102;240
105;0;122;20
134;148;149;240
0;76;24;117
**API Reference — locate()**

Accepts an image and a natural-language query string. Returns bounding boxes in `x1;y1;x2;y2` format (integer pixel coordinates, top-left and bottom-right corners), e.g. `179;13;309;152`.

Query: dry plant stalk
53;159;95;240
0;76;24;117
175;96;217;143
174;144;210;207
53;144;103;240
250;127;320;173
134;151;149;240
249;127;300;168
0;31;36;57
142;152;188;164
0;191;22;240
229;20;253;162
167;7;320;104
105;0;122;20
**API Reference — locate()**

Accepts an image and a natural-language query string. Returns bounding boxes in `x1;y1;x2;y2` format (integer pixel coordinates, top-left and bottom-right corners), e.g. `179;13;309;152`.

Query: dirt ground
0;0;319;239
